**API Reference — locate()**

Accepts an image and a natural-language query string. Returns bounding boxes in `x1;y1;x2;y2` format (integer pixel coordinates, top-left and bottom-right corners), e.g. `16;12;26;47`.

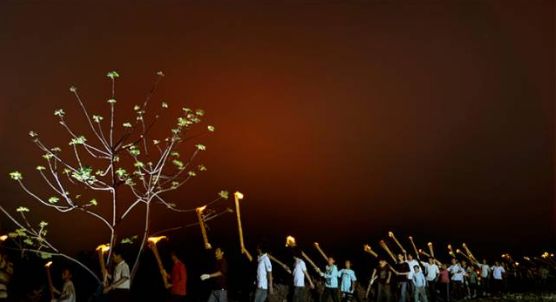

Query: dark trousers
293;287;306;302
438;283;449;302
451;281;463;301
109;288;130;302
377;284;392;302
322;287;340;302
427;281;436;302
168;294;187;302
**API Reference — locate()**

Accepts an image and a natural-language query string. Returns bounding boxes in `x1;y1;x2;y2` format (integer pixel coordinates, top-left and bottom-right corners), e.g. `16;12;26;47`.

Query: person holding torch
200;247;228;302
254;243;273;302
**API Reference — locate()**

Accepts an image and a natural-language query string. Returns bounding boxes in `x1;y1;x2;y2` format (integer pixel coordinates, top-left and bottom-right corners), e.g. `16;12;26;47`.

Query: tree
0;71;229;284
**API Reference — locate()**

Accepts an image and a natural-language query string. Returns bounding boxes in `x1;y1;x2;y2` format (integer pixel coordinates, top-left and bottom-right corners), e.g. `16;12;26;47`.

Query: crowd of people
0;239;554;302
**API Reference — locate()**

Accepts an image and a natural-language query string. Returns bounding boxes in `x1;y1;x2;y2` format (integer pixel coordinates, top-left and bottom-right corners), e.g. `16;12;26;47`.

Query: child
292;249;314;302
338;260;357;302
412;265;427;302
52;268;76;302
437;264;450;302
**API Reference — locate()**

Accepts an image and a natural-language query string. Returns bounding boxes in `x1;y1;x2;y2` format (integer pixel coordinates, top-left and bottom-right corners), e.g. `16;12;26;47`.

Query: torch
45;261;55;301
456;249;472;262
234;191;253;261
419;249;431;258
447;244;455;258
95;243;110;286
379;240;398;263
427;242;435;258
0;235;7;242
363;244;378;258
462;243;477;262
388;231;406;254
314;242;328;261
196;206;212;250
269;254;292;274
408;236;419;259
148;236;170;288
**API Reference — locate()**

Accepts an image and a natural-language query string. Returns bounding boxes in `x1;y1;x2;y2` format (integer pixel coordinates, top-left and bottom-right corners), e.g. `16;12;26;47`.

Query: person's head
379;259;387;267
407;254;414;261
290;247;302;260
112;247;124;263
397;254;405;262
428;257;435;264
61;268;72;281
345;260;352;269
482;259;488;264
215;247;224;260
170;251;180;263
257;242;269;255
441;264;447;270
494;261;500;266
461;260;467;267
414;265;420;273
327;257;335;266
451;258;457;265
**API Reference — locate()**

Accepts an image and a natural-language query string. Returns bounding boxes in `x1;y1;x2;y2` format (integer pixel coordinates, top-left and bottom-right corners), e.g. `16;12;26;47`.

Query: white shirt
406;259;420;280
448;264;465;282
113;261;131;289
423;262;439;281
478;263;490;278
292;258;307;287
492;266;505;280
59;280;76;302
256;253;272;289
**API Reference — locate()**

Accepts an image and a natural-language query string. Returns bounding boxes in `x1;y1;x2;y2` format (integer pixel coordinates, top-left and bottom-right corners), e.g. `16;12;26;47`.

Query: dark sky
0;1;554;258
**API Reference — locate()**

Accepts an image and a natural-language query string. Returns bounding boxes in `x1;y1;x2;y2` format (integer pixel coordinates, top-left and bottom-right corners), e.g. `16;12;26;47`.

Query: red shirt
439;270;450;284
171;260;187;296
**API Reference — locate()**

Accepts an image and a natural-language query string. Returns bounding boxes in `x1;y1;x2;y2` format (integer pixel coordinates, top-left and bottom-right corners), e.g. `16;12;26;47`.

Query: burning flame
388;231;394;238
96;244;110;253
148;236;168;245
196;205;207;213
0;235;8;241
364;244;371;252
286;235;296;247
427;242;432;246
45;261;53;268
234;191;244;200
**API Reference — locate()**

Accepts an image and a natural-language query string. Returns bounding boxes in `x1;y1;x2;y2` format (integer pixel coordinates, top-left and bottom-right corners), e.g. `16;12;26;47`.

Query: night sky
0;0;554;261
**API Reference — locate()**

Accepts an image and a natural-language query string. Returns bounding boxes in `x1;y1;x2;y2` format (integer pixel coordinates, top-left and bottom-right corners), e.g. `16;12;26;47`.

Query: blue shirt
323;265;339;288
412;271;426;288
338;269;357;293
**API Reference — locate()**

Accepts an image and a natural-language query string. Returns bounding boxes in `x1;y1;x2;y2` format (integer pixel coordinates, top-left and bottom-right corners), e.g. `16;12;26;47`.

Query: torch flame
45;261;53;268
96;244;110;253
196;205;207;213
286;235;296;247
388;231;394;238
427;242;432;246
234;191;244;200
0;235;7;241
364;244;371;252
148;236;168;244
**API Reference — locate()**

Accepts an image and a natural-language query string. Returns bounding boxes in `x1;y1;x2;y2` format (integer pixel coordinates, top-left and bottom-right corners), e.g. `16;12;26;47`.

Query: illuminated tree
0;71;229;284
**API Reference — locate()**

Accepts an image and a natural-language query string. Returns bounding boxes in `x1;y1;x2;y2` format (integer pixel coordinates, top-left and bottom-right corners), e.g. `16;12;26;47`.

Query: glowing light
388;231;394;238
286;235;297;247
0;235;7;241
196;205;207;213
147;236;168;245
234;191;244;200
45;261;53;268
96;244;110;253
